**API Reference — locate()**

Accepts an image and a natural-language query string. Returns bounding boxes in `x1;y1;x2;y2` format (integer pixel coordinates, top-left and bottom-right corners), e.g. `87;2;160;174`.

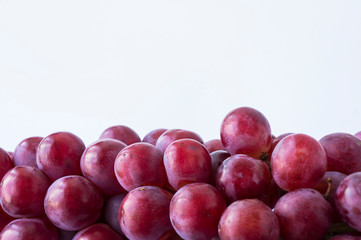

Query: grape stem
323;178;332;200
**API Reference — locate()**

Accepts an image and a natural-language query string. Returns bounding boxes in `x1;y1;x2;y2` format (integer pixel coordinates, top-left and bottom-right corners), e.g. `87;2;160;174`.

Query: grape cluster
1;107;361;240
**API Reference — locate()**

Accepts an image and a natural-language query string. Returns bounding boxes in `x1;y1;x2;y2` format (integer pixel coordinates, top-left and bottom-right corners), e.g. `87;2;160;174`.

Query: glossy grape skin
271;133;327;191
0;218;58;240
155;129;204;153
104;193;127;234
44;175;104;231
335;172;361;232
36;132;85;181
114;142;167;191
13;136;43;167
0;207;14;232
204;139;225;153
119;186;174;240
0;148;13;181
274;188;333;240
80;139;127;196
163;139;212;190
216;154;271;203
314;171;347;221
329;235;361;240
320;133;361;175
210;150;230;186
220;107;272;159
143;128;168;146
218;199;280;240
99;125;140;145
355;131;361;140
0;166;51;218
170;183;227;240
73;223;123;240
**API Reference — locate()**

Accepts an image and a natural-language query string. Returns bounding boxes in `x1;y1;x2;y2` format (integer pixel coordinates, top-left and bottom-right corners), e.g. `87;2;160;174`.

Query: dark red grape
210;150;230;185
80;139;127;196
0;218;58;240
335;172;361;232
73;223;123;240
271;133;327;191
320;133;361;175
99;125;140;145
104;193;127;234
13;136;43;167
119;186;174;240
216;154;271;203
163;139;212;190
114;142;167;191
0;148;13;181
0;166;51;218
36;132;85;181
218;199;280;240
0;206;14;232
155;129;203;153
220;107;272;159
44;175;103;231
143;128;167;146
268;133;293;158
204;139;225;153
274;188;333;240
170;183;226;240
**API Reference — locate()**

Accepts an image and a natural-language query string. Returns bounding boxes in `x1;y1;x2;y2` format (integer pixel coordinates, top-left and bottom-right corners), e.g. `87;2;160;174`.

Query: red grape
220;107;272;159
80;139;127;196
44;175;104;231
335;172;361;232
268;132;293;158
104;193;126;234
114;142;167;191
155;129;203;153
0;148;13;181
210;150;230;185
73;223;123;240
99;125;140;145
170;183;226;240
119;186;174;240
0;166;51;218
204;139;225;153
143;128;167;146
163;139;212;190
0;218;58;240
320;133;361;175
271;133;327;191
36;132;85;181
218;199;280;240
274;188;333;240
13;136;43;167
262;178;282;208
216;154;271;203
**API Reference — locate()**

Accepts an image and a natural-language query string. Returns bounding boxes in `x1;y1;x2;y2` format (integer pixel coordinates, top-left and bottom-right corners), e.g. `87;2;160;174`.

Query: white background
1;0;361;151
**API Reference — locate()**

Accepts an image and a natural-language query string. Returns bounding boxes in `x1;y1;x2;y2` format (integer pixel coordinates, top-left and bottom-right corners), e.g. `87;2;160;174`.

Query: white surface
1;0;361;151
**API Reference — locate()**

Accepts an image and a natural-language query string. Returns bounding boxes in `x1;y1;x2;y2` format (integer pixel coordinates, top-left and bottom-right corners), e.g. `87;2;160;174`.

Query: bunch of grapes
1;106;361;240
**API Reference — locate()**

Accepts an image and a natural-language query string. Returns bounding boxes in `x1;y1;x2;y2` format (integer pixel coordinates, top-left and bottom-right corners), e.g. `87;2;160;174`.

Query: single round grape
44;175;104;231
335;172;361;232
218;199;280;240
0;148;13;181
99;125;140;145
210;150;230;186
267;133;293;158
271;133;327;191
13;136;43;167
119;186;174;240
220;107;272;159
216;154;271;203
320;133;361;175
155;129;203;153
73;223;123;240
80;139;127;196
274;188;333;240
104;193;127;234
170;183;227;240
204;139;225;153
0;166;51;218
